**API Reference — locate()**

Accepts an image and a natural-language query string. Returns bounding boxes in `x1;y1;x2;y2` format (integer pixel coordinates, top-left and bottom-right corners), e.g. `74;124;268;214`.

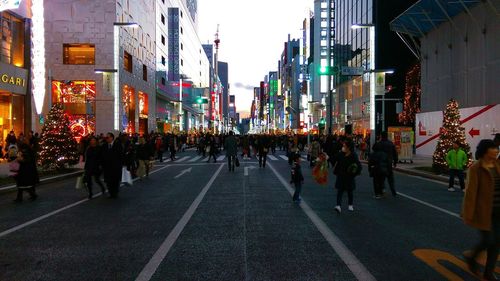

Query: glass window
124;51;132;72
161;56;166;65
63;44;95;65
143;64;147;81
161;14;165;24
161;35;165;45
0;12;24;67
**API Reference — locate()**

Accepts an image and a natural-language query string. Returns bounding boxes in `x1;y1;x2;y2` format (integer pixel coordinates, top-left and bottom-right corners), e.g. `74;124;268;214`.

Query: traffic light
196;97;203;104
319;66;330;75
319;118;326;125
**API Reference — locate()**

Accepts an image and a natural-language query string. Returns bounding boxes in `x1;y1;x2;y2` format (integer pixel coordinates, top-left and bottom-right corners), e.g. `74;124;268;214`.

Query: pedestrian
258;135;269;168
309;138;321;167
331;139;362;213
84;137;105;199
462;139;500;281
291;154;304;203
224;131;238;172
446;141;468;192
13;141;39;203
101;132;123;199
368;143;390;199
169;133;177;161
155;136;164;162
136;137;153;178
375;132;398;196
207;135;217;163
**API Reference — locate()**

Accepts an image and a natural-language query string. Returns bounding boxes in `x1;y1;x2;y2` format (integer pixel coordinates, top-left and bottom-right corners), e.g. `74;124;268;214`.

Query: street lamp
113;22;138;131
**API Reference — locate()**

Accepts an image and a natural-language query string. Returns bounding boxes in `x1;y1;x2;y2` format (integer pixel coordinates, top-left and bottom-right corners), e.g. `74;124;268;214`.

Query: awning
390;0;482;38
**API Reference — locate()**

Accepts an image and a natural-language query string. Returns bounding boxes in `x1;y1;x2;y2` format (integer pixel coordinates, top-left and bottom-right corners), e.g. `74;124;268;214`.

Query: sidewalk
393;155;455;184
0;161;84;192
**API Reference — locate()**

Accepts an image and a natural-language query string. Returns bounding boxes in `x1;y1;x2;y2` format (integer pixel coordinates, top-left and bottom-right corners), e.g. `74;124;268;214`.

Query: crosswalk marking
188;156;202;162
202;157;209;162
176;156;190;163
268;155;278;161
280;155;288;161
217;155;225;161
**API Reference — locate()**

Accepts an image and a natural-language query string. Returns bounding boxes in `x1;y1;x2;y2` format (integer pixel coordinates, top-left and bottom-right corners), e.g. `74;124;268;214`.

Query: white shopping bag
121;167;133;185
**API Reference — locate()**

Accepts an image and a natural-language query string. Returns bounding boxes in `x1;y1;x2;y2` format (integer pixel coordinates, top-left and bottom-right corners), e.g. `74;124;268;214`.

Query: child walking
291;154;304;203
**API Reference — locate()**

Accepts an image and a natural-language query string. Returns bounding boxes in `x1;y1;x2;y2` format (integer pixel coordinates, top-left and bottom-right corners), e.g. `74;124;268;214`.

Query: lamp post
113;22;138;131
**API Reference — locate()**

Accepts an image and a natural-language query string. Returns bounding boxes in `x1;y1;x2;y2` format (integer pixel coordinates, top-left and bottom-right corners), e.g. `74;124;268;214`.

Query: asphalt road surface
0;150;494;281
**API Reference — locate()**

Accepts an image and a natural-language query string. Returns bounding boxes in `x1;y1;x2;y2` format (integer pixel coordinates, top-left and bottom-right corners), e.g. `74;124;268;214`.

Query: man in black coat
101;133;124;198
374;131;398;196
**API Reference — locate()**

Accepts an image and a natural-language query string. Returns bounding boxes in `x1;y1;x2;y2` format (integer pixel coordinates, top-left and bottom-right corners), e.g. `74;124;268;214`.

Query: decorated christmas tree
432;99;472;172
398;64;421;125
39;103;80;170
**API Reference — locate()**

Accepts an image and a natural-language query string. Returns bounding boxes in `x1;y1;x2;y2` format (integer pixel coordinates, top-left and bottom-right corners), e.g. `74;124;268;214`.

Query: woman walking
84;137;105;199
463;139;500;280
13;141;39;203
331;139;362;213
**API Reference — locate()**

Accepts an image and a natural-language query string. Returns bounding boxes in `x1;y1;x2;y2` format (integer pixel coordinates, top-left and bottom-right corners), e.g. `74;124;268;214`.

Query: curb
0;170;84;194
393;166;450;183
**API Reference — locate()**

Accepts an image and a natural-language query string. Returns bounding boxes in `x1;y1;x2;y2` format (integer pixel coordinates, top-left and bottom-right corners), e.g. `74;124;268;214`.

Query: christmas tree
39;103;80;170
432;99;472;172
398;64;421;125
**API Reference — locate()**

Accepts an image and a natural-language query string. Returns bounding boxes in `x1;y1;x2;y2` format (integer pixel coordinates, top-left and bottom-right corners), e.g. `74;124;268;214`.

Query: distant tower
213;25;221;131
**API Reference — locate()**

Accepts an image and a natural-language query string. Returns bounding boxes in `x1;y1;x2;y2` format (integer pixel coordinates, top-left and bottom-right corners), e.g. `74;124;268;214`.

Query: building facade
0;3;32;143
43;0;156;137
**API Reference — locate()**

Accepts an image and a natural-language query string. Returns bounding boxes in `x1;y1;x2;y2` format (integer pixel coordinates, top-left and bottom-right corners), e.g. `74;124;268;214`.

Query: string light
399;64;421;125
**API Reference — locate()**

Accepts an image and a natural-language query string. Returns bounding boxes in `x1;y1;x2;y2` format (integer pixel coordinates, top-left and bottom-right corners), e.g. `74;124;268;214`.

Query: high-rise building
218;61;229;131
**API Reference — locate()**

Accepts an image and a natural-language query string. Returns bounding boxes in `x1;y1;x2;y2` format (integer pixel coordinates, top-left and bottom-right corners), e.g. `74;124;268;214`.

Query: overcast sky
197;0;314;118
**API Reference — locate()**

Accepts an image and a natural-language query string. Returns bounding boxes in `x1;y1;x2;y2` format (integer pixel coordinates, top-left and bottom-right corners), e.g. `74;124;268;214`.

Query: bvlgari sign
0;62;28;95
0;0;21;12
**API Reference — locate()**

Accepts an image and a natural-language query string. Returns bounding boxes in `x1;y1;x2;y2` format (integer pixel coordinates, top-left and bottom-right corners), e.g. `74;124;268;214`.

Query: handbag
205;146;211;153
121;167;133;185
75;175;85;190
8;160;20;177
235;157;240;167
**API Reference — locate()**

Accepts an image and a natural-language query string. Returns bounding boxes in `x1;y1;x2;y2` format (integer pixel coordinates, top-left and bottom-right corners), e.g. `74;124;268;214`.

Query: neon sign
0;0;21;12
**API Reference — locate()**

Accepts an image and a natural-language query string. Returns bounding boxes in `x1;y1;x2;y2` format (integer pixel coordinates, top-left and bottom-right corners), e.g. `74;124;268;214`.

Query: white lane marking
188;156;202;162
397;192;460;218
202;157;209;162
279;155;288;161
217;155;225;161
0;171;84;191
268;155;278;161
0;165;172;239
244;166;257;176
267;162;376;281
173;168;192;179
404;174;448;186
175;156;190;163
135;164;225;281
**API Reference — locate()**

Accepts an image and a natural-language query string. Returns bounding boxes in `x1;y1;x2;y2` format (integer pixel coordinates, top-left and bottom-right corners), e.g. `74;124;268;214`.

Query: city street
0;150;487;281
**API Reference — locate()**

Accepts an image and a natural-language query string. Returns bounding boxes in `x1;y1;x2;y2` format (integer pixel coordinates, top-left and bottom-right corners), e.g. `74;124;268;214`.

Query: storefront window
0;12;25;67
122;85;136;133
52;81;96;139
0;92;24;147
138;91;148;135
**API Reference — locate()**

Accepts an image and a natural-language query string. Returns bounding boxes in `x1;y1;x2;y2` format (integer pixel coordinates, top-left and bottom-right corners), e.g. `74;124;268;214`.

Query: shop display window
138;92;148;135
63;44;95;65
0;91;24;147
122;85;136;133
52;81;96;139
124;51;132;73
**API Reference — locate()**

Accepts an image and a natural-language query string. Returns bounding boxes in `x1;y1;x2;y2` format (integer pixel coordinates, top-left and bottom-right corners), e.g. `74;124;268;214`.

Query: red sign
469;128;480;138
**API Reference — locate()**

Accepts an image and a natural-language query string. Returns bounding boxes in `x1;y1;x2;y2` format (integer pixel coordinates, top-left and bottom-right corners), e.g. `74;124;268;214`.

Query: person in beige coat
462;139;500;281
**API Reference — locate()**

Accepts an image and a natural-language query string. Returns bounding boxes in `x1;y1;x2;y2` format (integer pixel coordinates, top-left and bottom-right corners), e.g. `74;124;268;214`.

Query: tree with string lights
432;99;472;173
398;64;421;125
39;103;80;170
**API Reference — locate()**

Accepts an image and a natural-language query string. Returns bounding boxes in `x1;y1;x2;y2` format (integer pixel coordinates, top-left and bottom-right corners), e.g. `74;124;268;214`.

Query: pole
326;0;332;135
382;95;385;132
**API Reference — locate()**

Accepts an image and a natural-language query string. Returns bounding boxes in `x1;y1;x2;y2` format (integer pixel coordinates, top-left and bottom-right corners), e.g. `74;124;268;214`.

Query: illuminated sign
0;61;28;94
0;0;21;12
